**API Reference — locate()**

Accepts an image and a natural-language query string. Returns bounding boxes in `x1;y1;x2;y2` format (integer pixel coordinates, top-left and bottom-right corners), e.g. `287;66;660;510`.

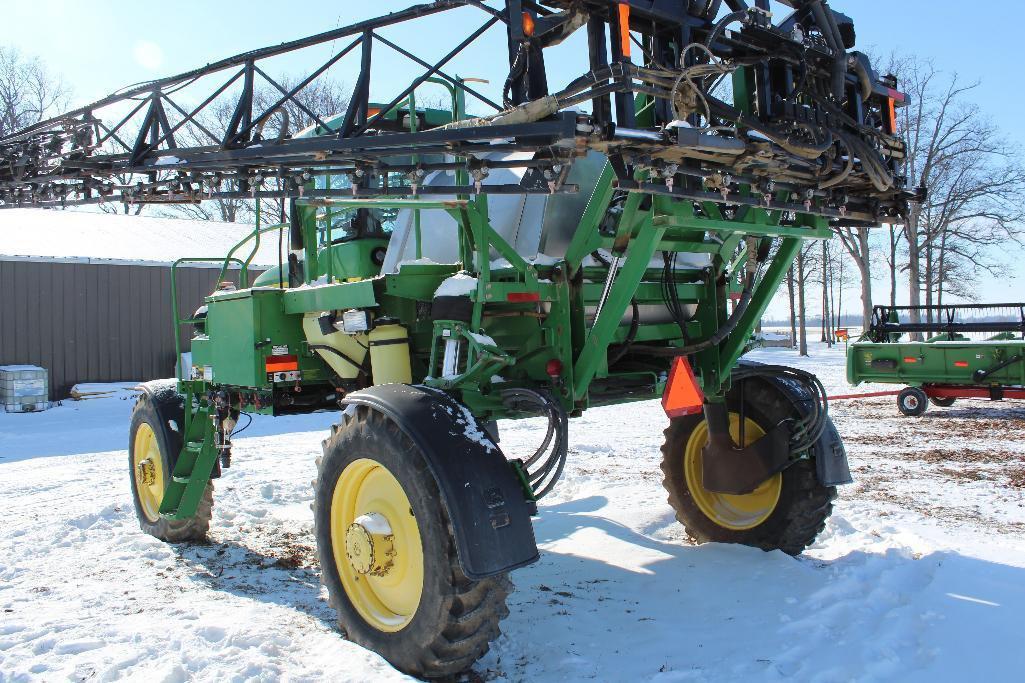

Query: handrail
217;222;288;286
171;256;247;381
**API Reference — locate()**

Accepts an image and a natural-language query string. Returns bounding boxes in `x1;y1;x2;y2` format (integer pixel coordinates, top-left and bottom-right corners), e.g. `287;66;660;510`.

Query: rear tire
313;406;511;679
897;387;929;416
929;396;956;408
660;378;836;556
128;387;213;542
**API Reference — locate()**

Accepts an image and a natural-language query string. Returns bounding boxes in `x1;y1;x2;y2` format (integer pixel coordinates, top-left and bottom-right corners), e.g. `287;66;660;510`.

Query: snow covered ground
1;343;1023;682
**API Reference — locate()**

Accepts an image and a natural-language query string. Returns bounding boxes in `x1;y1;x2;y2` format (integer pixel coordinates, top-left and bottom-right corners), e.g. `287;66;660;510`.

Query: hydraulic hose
607;299;640;367
848;54;874;103
635;237;764;358
703;10;749;48
706;95;834;160
500;388;569;499
731;364;829;454
307;344;369;378
808;0;847;101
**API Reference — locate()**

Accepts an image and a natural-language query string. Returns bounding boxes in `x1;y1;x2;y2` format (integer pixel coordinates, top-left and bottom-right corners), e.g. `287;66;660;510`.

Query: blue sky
1;1;1018;138
2;1;1023;313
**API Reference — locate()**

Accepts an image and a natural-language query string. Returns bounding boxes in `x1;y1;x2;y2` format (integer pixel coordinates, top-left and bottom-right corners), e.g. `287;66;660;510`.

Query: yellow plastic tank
368;320;412;385
301;314;368;381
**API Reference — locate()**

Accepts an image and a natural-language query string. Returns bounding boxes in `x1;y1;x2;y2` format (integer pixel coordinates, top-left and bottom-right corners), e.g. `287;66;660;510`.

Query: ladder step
160;430;218;520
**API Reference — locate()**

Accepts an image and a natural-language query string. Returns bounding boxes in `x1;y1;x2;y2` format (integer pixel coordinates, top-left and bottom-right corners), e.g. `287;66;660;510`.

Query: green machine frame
146;42;848;520
160;137;831;521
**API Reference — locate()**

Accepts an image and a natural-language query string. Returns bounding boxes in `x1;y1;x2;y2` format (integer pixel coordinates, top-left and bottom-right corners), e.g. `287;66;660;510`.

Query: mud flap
700;401;794;495
812;418;852;487
342;384;540;580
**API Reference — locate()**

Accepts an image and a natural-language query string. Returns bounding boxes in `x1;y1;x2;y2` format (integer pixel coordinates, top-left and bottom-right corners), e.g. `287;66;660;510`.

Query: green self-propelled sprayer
0;0;915;677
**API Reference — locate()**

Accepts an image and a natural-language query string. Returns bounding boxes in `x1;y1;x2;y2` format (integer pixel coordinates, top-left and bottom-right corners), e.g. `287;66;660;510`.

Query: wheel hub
684;414;782;530
137;458;156;486
345;513;395;576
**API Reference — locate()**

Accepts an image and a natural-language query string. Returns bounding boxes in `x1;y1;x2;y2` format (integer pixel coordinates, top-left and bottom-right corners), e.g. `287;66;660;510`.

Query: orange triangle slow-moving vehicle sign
661;357;705;418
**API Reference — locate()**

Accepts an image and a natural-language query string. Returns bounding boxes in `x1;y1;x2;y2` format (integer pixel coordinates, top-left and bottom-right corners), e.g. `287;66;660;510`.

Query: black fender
136;379;221;479
737;360;853;487
136;379;186;456
342;384;540;580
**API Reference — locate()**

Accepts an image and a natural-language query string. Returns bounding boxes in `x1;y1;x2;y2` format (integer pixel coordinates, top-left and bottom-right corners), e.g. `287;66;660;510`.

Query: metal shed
0;209;276;399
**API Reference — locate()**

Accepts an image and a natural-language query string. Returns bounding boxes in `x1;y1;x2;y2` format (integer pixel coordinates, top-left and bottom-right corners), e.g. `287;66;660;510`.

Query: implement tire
930;396;956;408
660;378;836;556
128;385;213;542
897;387;929;416
313;405;511;679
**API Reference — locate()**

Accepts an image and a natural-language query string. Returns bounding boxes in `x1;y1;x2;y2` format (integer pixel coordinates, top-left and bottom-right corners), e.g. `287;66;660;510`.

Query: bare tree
255;75;350;137
0;46;68;136
833;225;873;329
884;223;901;307
160;76;349;223
785;264;797;347
895;58;1025;335
794;242;818;356
819;241;832;345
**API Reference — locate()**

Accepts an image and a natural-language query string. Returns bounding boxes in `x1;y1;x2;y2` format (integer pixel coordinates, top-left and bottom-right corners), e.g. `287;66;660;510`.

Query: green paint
169;69;843;500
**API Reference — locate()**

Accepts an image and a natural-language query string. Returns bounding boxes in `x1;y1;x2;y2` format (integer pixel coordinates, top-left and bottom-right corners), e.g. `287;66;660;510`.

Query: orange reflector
662;357;704;418
366;107;381;118
507;292;540;302
903;357;918;363
954;360;969;368
522;11;535;37
265;354;298;372
617;4;631;58
884;97;897;134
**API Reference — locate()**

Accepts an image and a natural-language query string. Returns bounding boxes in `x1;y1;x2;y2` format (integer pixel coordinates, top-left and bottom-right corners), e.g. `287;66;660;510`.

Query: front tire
128;386;213;542
930;396;956;408
660;379;836;556
313;406;511;679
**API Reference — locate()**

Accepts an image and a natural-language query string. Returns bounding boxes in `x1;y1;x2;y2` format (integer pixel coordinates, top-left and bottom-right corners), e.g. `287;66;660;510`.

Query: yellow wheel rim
331;458;424;632
132;422;165;522
683;414;782;530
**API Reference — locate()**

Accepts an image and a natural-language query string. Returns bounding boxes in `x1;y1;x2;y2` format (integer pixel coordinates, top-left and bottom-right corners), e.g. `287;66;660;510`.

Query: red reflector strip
507;292;540;302
954;361;969;368
903;357;917;363
885;87;906;103
266;354;298;372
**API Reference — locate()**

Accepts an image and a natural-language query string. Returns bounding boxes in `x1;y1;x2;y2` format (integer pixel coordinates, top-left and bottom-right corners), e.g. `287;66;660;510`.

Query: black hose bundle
637;237;767;358
500;387;569;499
503;40;532;108
731;364;829;456
661;250;690;342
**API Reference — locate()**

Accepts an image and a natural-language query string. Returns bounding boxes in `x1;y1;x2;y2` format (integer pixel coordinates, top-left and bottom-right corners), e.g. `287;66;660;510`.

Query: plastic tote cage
0;365;51;413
